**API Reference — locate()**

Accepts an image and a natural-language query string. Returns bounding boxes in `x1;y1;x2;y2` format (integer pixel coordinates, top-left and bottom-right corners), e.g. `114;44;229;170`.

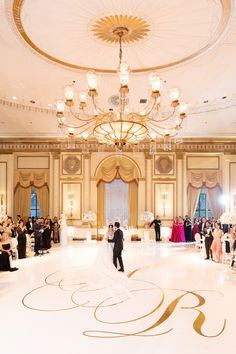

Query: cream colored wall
0;150;236;224
0;154;14;216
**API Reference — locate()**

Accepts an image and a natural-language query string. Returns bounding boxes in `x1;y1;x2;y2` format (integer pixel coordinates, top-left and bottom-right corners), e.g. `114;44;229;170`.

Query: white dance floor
1;241;236;354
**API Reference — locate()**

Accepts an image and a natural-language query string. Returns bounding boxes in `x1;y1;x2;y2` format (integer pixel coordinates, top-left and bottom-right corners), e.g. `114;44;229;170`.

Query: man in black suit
203;221;213;260
108;221;124;272
150;216;162;241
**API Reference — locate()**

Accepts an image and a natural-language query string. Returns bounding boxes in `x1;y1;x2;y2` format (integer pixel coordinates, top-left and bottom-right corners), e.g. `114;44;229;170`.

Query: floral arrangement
141;211;154;223
219;212;236;225
83;211;96;222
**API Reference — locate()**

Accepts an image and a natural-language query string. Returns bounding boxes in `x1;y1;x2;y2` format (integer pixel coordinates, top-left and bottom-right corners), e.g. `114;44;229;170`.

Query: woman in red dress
170;218;179;242
192;218;200;241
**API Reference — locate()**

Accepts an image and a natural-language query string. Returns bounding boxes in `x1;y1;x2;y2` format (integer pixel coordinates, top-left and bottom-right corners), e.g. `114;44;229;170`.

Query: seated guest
17;220;27;259
0;232;18;272
203;222;213;260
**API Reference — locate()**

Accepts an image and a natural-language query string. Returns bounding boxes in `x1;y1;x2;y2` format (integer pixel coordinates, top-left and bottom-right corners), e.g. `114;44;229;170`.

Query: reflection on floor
1;241;236;354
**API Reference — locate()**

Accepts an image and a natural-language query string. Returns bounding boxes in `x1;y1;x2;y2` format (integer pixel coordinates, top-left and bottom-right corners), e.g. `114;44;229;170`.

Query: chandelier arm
146;107;177;122
69;107;95;122
148;120;177;130
60;119;96;130
91;96;108;115
137;97;158;118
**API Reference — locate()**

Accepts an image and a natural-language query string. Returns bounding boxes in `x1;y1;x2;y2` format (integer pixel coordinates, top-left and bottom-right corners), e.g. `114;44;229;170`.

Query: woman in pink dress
192;218;200;241
177;217;186;242
170;218;178;242
211;222;223;262
170;217;185;242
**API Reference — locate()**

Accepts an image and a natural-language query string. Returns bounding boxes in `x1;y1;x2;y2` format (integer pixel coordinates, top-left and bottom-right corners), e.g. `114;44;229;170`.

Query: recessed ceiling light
12;96;17;100
48;103;52;107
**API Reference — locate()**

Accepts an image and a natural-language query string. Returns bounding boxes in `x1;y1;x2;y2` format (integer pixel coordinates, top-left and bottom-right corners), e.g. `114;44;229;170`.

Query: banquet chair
222;240;232;264
194;233;203;251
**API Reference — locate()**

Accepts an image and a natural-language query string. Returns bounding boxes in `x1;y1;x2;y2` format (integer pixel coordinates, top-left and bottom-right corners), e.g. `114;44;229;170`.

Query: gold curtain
128;181;138;227
187;170;222;188
35;186;49;218
97;156;139;184
14;186;31;222
187;185;201;218
206;185;223;219
97;182;105;229
15;171;49;190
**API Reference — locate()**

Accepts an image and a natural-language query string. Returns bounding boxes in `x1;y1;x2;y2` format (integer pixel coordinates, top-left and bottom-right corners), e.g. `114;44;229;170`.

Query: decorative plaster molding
0;139;236;154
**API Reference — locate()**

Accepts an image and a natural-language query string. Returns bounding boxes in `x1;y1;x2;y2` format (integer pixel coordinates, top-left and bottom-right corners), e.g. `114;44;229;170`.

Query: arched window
30;186;41;217
194;186;212;219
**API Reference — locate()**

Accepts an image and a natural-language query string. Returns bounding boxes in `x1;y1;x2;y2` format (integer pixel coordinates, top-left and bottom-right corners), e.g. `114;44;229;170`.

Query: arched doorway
105;179;129;227
96;156;139;229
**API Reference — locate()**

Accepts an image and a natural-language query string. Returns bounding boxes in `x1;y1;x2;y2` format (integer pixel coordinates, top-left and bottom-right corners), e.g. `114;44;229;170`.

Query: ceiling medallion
91;15;150;44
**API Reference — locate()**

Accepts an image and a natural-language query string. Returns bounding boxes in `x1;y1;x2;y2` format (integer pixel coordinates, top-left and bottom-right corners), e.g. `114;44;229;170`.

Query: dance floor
1;241;236;354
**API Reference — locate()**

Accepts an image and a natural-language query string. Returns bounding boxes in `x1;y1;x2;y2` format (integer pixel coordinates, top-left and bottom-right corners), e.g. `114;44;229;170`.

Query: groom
108;221;124;272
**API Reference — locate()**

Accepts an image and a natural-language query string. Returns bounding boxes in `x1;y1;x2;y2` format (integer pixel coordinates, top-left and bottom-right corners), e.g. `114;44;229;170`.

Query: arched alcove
96;156;140;228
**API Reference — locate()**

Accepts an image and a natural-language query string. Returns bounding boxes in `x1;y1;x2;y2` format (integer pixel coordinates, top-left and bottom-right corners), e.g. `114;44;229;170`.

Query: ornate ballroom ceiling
0;0;236;139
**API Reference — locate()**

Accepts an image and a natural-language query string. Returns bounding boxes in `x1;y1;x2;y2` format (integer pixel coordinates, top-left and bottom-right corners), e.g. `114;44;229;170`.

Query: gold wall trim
0;140;236;154
12;0;233;73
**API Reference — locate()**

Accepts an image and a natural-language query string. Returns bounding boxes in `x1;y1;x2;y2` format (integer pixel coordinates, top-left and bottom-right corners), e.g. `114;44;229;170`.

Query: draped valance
187;170;222;189
97;157;139;185
14;171;49;191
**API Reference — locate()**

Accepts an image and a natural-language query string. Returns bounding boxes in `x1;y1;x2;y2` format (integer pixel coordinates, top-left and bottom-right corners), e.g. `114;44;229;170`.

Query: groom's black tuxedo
108;228;124;271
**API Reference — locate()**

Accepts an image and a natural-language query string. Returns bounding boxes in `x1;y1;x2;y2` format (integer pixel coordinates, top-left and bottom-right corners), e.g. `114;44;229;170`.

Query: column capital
51;151;60;160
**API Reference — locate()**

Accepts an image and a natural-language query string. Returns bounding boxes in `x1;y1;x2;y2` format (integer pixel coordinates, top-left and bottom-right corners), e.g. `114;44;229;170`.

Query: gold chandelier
56;19;188;150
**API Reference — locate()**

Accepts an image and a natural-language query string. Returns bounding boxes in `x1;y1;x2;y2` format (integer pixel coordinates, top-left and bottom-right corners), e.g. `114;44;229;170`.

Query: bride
90;224;131;301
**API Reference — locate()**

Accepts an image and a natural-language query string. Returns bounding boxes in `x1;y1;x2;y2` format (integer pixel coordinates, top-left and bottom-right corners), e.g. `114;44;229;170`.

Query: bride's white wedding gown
89;235;131;301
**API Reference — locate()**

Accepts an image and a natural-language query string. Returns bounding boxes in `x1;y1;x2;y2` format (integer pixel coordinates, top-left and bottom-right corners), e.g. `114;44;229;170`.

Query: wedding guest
43;221;51;251
32;218;44;256
150;215;162;241
211;222;223;262
170;217;178;242
52;216;60;243
0;231;18;272
25;217;34;235
199;217;207;236
184;215;192;242
203;221;213;260
191;218;200;241
17;220;27;259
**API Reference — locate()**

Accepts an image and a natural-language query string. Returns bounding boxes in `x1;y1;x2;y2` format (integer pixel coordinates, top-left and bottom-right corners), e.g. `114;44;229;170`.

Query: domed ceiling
0;0;236;138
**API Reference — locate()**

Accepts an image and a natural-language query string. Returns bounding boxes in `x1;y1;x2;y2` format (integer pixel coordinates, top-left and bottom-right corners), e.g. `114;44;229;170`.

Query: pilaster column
83;154;91;212
51;152;60;217
176;152;184;217
145;153;152;211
